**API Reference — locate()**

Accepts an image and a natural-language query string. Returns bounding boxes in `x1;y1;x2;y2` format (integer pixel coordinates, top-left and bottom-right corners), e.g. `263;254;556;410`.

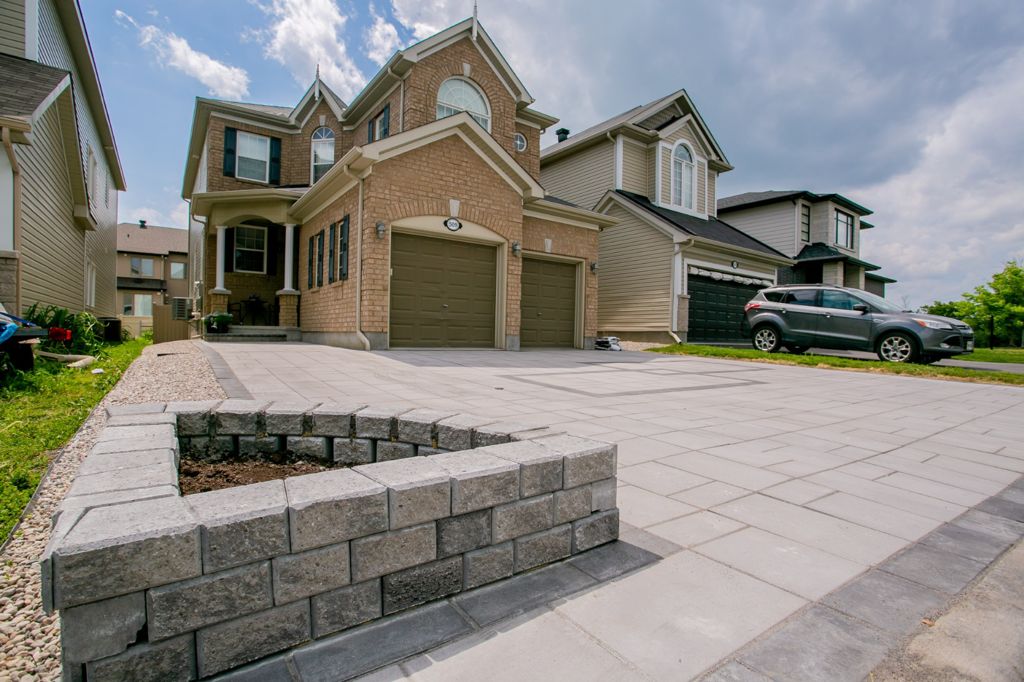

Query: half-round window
311;127;335;184
671;143;695;210
436;78;490;131
514;132;527;152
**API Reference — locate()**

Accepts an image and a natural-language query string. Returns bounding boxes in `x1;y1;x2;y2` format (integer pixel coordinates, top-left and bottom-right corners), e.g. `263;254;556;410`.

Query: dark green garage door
688;274;762;343
521;258;576;347
390;233;497;347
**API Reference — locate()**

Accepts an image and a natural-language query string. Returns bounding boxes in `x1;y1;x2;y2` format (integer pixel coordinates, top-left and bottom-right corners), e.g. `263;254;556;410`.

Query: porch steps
204;325;299;343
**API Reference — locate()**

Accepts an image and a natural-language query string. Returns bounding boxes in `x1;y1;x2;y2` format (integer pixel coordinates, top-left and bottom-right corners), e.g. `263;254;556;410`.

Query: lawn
962;347;1024;364
649;344;1024;386
0;337;149;541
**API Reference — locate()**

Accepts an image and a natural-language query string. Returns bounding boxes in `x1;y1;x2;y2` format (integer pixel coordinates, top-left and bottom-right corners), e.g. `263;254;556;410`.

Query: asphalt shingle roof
718;190;873;216
794;242;881;271
0;53;68;119
117;223;189;256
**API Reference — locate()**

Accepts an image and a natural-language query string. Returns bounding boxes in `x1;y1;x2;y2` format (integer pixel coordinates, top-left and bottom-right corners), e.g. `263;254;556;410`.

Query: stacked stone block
41;401;619;680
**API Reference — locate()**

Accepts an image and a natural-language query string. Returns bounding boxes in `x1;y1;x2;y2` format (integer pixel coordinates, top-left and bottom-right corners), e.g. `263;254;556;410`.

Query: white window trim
236;131;271;184
513;132;527;153
234;226;268;274
669;141;696;213
310;127;335;183
436;77;491;132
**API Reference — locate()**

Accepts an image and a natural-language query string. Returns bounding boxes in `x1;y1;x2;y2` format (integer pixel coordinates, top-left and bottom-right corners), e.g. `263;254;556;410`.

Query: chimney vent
555;128;570;143
139;220;147;229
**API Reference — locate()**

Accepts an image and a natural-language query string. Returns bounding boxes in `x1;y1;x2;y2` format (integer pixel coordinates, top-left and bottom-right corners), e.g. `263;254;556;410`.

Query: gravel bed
0;340;224;681
618;340;666;352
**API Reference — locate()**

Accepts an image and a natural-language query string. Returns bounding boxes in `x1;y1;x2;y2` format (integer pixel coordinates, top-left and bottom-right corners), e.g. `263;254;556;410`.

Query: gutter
2;126;23;313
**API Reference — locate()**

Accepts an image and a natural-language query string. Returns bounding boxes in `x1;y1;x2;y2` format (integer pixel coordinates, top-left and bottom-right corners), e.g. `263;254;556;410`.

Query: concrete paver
204;344;1024;680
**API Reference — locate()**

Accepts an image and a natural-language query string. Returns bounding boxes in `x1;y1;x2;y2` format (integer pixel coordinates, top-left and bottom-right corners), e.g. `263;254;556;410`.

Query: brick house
182;18;613;350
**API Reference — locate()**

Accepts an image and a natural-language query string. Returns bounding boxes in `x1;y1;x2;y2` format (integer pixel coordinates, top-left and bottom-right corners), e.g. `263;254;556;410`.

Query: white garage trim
681;257;776;295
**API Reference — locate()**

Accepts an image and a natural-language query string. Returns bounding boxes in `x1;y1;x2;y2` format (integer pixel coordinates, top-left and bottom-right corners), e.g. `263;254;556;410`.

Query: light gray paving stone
572;509;619;553
617;485;698;529
509;426;566;441
59;592;146;667
567;539;660;582
166;400;221;438
807;492;940;541
52;496;201;609
437;509;491;557
454;562;595;626
431;450;519;514
952;509;1024;544
237;435;282;459
822;569;948;634
311;579;382;638
382;556;462;614
77;448;177;476
514;524;571;572
375;441;417;462
188;479;290;573
661;452;787;491
285;436;329;461
106;402;167;417
493;494;554;543
416;446;449;456
396;408;457;446
214;399;269;435
272;542;350;604
310;402;365;437
762;479;833;505
535;434;616;488
737;604;890;682
285;470;388;552
879;543;986;594
618;461;710;496
463;542;513;589
350;523;437;582
66;465;178;498
554;485;592;525
591;477;617;512
807;470;966;522
479;440;563;497
473;420;544;447
197;599;311;678
263;400;318;435
333;438;374;465
93;425;178;451
85;633;195;682
436;414;497;451
701;661;773;682
648;511;744;548
106;412;178;427
355;406;410;440
147;562;272;640
355;458;451;529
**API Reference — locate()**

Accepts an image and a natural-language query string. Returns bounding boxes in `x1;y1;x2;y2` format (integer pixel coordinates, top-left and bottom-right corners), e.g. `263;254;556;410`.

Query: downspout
185;198;207;314
670;237;695;343
387;66;404;133
2;127;22;314
353;172;371;350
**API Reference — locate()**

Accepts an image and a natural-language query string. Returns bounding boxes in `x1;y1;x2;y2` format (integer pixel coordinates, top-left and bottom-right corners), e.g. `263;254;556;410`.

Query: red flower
48;327;72;342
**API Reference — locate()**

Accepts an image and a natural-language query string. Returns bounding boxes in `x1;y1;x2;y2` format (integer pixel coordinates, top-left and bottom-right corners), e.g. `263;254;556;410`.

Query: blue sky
82;1;1024;307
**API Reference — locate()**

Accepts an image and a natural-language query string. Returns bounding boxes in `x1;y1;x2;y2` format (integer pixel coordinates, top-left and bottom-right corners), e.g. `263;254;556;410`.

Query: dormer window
436;78;490;131
670;143;694;210
311;127;335;184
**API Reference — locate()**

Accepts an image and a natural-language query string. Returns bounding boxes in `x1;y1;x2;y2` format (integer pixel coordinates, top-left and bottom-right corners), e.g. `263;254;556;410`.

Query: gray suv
744;285;974;363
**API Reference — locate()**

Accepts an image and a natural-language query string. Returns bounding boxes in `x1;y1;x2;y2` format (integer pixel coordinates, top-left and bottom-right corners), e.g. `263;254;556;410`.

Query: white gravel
617;340;666;352
0;340;224;681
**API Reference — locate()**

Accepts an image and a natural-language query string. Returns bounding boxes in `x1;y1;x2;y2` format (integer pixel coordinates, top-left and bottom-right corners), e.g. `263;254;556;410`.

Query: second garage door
521;257;576;347
688;274;762;343
390;233;497;347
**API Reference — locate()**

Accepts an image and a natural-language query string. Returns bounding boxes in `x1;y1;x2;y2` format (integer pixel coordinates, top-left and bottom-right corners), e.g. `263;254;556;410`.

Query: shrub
22;304;103;355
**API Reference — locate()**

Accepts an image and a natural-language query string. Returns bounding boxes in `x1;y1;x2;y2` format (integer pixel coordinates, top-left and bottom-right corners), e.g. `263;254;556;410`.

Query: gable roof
606;190;790;261
540;89;731;171
117;223;189;255
718;190;873;217
0;53;70;132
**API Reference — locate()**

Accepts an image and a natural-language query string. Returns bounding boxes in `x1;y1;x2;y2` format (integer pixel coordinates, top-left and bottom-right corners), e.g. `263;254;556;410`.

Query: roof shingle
0;53;68;120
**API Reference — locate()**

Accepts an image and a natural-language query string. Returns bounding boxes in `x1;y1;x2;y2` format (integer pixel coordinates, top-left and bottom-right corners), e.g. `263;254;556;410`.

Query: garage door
521;257;576;347
390;233;497;347
688;274;762;343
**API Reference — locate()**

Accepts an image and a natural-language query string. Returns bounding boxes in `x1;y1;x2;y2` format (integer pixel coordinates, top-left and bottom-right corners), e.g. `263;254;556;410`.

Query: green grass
649;344;1024;386
962;347;1024;363
0;338;149;541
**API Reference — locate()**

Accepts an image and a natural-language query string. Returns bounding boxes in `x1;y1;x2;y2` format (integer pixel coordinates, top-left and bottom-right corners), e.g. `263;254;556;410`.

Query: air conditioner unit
171;297;193;321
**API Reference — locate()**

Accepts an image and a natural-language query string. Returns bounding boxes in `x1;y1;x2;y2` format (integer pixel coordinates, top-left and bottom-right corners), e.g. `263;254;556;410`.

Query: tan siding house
598;204;673;331
539;140;614;210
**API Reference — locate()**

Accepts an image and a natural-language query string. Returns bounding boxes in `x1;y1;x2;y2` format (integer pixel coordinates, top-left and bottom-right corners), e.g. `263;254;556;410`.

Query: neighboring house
717;190;897;297
0;0;125;316
183;17;613;349
116;220;189;335
540;90;791;344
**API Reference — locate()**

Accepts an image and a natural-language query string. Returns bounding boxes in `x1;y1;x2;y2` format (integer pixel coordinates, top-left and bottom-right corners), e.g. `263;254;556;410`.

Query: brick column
277;291;299;328
208;291;230;314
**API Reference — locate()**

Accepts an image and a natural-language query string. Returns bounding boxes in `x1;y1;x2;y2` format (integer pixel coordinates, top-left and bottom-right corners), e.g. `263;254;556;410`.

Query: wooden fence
152;304;193;344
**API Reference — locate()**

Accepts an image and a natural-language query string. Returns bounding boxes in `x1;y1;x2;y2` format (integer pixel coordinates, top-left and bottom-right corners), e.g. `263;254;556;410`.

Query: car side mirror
853;303;869;313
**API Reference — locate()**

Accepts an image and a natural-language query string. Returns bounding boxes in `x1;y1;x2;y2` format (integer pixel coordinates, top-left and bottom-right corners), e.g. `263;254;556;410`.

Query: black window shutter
367;118;374;143
223;128;236;177
269;137;282;184
307;236;314;289
266;229;279;276
328;223;336;284
316;231;325;288
339;215;350;281
224;227;235;273
381;104;390;139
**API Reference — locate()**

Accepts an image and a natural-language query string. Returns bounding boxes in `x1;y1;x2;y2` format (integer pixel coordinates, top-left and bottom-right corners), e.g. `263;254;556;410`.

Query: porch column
212;225;230;294
280;223;298;293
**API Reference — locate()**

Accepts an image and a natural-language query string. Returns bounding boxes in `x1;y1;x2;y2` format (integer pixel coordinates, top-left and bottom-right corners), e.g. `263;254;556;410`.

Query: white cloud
249;0;365;101
114;10;249;100
364;8;402;66
390;0;464;40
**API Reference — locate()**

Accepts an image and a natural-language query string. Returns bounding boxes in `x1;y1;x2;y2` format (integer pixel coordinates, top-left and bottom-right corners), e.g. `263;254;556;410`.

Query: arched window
311;127;335;184
671;143;694;210
436;78;490;131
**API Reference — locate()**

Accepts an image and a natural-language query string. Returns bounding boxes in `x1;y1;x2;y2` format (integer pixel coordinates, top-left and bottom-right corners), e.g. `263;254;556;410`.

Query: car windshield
853;290;904;313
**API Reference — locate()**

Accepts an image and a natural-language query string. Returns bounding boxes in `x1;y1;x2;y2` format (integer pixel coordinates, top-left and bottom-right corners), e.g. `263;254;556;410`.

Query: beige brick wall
521;217;599;337
297;188;360;332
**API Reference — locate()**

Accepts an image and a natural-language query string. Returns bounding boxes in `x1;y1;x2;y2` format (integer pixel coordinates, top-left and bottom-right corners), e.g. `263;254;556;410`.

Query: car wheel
785;345;808;355
877;332;917;363
752;325;783;353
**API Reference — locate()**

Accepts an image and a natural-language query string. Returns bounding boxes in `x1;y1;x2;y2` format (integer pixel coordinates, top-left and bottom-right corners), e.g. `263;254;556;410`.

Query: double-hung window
170;262;186;280
367;105;390;143
130;256;154;277
311;128;335;183
234;226;267;273
835;210;854;249
123;293;153;316
670;144;695;210
236;131;271;183
800;204;811;242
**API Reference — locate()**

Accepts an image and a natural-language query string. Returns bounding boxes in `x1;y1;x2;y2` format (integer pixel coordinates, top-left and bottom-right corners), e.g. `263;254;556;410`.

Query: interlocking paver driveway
208;343;1024;680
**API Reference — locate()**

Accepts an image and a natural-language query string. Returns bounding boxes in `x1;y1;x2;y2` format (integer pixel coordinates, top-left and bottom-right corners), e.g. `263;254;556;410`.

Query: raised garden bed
40;400;619;680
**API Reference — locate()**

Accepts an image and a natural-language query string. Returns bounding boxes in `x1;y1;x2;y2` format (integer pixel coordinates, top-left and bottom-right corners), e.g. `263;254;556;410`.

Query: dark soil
178;459;330;494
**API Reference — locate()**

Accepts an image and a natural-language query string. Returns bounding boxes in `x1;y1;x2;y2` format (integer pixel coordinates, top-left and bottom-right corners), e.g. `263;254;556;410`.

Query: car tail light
744;302;761;312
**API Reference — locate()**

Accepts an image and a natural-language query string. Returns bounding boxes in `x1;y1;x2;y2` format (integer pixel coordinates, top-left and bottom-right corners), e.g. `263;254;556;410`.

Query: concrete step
205;332;289;343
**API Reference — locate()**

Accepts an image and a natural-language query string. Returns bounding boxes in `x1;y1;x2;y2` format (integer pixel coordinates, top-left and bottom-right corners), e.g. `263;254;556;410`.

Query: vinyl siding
540;140;614;210
718;202;797;257
0;0;24;56
810;201;830;245
646;145;657;199
598;204;673;331
661;121;712;158
621;140;647;195
696;160;706;214
707;171;717;217
16;103;84;311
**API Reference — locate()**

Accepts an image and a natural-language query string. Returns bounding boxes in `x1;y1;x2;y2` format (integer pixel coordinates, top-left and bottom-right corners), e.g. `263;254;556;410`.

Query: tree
925;261;1024;347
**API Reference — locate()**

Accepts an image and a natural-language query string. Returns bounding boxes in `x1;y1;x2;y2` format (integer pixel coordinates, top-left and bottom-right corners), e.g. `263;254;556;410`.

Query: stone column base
208;290;230;314
277;290;300;327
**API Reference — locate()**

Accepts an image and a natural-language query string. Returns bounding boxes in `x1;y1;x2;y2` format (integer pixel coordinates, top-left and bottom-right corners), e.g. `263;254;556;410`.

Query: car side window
763;292;784;302
782;290;817;306
820;290;861;310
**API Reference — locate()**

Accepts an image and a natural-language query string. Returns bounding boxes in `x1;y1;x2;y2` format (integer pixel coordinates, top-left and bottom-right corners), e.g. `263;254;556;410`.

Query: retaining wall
40;400;619;680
